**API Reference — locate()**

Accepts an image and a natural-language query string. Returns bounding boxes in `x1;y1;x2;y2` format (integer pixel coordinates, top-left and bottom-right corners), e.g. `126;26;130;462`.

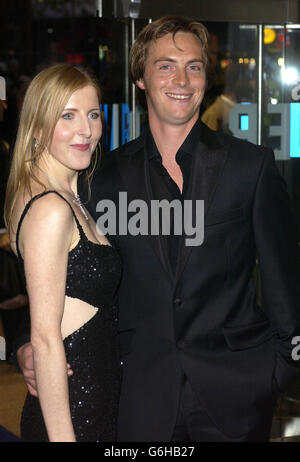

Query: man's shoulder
108;135;144;158
93;135;144;182
97;136;143;170
212;128;273;163
200;120;266;150
215;127;268;153
199;122;274;175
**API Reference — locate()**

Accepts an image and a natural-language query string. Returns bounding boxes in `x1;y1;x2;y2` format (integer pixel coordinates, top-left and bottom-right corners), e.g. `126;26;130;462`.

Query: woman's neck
36;155;78;197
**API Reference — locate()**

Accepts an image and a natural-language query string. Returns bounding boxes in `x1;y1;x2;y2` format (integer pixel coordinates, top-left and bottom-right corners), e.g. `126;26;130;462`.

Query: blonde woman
4;64;122;442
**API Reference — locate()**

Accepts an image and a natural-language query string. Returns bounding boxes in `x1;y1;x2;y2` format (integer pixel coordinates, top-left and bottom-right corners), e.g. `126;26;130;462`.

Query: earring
33;138;40;152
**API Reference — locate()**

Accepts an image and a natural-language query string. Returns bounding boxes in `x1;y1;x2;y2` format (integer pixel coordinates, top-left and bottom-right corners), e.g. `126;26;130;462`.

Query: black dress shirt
145;118;201;271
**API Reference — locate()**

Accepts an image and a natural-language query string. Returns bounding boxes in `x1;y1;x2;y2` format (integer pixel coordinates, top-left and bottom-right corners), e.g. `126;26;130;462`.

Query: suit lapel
117;123;229;285
175;125;229;283
143;146;175;281
117;136;174;281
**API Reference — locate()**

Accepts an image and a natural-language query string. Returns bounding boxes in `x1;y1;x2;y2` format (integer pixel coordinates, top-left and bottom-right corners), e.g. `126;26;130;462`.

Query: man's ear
136;78;146;91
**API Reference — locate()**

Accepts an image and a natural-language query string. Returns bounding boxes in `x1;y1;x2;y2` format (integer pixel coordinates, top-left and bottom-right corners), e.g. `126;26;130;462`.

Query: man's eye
159;64;171;70
189;64;203;71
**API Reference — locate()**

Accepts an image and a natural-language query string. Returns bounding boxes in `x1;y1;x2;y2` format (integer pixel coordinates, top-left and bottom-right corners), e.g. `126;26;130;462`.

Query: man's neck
149;117;198;162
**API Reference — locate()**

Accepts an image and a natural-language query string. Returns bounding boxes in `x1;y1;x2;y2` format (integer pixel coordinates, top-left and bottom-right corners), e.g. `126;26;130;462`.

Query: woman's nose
78;116;92;137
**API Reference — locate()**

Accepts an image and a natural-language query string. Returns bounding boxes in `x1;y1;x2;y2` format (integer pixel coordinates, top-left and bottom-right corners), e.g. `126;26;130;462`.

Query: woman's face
48;85;102;172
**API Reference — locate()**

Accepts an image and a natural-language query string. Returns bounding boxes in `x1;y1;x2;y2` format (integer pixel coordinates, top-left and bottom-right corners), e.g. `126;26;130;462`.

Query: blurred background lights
264;28;276;44
281;66;299;84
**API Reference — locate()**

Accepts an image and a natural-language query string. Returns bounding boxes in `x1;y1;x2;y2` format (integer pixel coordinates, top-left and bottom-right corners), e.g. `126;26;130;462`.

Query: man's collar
145;125;160;160
180;117;202;155
145;117;202;160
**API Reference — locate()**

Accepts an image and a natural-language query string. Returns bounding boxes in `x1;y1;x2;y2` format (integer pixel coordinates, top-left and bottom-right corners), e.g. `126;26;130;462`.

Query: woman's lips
70;144;90;151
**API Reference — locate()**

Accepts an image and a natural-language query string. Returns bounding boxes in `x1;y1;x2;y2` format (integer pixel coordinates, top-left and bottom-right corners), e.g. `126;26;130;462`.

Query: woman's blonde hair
4;63;101;233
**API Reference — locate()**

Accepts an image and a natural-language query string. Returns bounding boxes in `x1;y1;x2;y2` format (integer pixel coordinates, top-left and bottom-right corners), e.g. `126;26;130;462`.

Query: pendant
73;195;89;221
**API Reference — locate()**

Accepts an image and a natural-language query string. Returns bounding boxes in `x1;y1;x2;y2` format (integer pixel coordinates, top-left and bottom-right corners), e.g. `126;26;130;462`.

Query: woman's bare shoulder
11;190;74;255
24;191;73;221
14;190;72;225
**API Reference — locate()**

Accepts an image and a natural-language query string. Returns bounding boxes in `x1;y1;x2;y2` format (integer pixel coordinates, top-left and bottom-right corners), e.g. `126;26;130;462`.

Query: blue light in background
240;114;249;131
122;103;131;145
290;103;300;158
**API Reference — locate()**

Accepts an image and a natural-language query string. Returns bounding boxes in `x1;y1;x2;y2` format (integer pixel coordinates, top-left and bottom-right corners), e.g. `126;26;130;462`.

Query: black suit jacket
90;121;300;441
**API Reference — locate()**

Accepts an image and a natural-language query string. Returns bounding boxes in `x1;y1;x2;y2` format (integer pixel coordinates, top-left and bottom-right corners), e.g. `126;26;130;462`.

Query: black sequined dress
16;191;122;442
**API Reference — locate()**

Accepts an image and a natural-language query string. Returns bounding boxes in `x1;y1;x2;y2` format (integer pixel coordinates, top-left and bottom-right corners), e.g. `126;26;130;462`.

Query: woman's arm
20;193;76;442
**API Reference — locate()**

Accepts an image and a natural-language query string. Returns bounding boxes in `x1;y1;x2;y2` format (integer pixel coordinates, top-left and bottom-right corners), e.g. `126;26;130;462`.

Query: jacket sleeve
10;305;30;366
253;148;300;390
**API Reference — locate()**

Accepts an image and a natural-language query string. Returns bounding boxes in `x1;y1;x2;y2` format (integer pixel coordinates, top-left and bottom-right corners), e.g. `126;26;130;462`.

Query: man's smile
165;93;191;100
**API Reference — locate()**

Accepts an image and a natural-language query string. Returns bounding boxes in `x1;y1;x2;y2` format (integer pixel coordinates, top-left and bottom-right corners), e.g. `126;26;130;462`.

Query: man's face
136;32;206;130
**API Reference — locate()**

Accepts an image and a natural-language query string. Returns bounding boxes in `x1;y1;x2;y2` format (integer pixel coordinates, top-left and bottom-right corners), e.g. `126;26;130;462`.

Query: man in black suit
17;16;300;442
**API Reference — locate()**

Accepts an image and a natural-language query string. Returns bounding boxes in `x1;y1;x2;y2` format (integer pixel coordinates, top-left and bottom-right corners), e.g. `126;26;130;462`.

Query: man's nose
173;67;188;86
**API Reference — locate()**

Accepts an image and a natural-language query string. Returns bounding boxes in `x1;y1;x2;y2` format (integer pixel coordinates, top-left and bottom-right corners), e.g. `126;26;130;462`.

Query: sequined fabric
16;191;122;442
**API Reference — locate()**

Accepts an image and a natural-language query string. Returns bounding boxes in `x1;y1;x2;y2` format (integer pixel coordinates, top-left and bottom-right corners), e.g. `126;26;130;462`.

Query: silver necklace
72;194;89;221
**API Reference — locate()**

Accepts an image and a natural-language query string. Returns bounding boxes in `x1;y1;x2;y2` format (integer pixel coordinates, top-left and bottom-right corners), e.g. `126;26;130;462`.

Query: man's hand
0;294;28;311
17;342;73;397
0;232;11;252
17;343;37;397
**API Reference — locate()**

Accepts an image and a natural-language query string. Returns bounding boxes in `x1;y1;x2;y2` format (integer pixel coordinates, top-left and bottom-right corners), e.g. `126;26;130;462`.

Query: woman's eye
89;112;100;119
62;113;73;120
